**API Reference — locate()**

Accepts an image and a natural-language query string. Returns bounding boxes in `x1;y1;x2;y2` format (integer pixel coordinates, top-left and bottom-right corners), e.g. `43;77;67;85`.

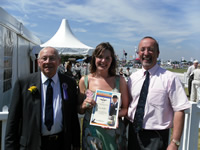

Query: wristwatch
172;139;180;147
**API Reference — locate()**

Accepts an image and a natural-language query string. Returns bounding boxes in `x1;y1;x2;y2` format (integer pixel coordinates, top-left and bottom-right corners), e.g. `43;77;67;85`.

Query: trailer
0;7;41;110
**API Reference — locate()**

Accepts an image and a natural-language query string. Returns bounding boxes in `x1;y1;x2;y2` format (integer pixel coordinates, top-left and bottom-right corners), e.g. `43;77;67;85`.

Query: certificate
90;89;121;129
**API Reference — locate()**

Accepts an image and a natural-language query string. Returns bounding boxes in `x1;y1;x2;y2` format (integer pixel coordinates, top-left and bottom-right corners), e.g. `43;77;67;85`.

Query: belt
137;128;169;135
129;121;169;134
42;132;63;141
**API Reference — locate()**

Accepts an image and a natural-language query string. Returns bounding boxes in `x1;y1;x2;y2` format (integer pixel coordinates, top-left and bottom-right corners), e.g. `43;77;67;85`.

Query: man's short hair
37;46;60;59
113;95;118;99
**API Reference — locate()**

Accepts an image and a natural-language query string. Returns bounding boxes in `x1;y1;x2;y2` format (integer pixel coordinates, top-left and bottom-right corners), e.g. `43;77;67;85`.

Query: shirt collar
141;64;159;76
41;72;58;84
112;101;118;105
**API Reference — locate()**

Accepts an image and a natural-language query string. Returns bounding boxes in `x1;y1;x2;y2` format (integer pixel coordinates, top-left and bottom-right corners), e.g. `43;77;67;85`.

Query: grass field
167;68;187;73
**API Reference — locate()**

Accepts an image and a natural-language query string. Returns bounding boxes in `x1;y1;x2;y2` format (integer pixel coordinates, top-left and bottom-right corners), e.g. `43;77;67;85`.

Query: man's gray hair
37;46;60;59
138;36;159;53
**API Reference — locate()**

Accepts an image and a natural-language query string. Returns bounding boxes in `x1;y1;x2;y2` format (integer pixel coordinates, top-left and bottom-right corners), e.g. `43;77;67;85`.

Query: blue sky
1;0;200;61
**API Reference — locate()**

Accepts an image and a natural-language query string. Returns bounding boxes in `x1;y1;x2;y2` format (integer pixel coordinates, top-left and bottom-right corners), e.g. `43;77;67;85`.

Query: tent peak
40;19;93;49
33;19;94;56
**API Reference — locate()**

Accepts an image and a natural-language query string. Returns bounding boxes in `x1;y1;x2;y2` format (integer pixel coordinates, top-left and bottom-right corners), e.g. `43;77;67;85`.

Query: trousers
188;75;194;96
190;80;200;102
128;123;169;150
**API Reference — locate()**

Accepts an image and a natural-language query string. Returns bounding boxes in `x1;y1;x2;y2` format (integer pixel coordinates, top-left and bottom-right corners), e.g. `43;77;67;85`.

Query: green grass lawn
167;68;187;73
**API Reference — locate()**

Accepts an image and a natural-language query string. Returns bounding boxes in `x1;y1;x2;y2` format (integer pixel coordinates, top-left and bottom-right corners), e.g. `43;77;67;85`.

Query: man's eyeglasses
39;56;57;62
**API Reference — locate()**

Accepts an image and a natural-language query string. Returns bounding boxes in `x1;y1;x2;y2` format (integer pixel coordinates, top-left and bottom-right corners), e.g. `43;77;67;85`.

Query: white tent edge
32;45;94;56
32;19;94;58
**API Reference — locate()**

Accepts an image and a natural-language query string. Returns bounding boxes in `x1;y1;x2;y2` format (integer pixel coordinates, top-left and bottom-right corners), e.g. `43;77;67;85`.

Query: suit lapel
58;73;70;101
58;73;67;132
58;73;72;133
30;72;42;132
59;73;64;101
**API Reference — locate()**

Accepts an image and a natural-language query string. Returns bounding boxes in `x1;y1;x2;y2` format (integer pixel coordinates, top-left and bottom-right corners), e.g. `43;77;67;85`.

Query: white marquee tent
32;19;94;57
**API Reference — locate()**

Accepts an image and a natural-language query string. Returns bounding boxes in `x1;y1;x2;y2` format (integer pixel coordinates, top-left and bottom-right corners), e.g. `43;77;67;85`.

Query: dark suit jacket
109;102;118;116
5;72;80;150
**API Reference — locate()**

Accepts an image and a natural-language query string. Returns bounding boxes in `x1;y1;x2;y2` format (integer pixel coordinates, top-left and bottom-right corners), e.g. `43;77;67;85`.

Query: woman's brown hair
90;42;117;76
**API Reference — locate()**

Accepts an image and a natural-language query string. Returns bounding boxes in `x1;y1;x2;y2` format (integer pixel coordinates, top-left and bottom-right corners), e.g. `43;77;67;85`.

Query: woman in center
78;42;129;150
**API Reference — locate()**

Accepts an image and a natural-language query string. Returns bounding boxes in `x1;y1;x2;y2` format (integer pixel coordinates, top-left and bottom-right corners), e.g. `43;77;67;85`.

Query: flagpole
134;46;137;59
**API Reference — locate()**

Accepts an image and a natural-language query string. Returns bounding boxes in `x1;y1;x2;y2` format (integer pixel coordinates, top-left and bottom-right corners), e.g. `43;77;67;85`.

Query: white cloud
168;38;186;44
72;28;87;33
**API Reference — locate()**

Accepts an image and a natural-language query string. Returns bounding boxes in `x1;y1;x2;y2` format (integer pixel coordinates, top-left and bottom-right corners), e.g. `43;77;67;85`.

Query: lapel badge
62;83;68;100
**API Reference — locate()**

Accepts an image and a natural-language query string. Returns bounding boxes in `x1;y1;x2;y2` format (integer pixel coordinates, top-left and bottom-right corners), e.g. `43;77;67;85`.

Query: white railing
0;102;199;150
179;102;200;150
0;106;8;150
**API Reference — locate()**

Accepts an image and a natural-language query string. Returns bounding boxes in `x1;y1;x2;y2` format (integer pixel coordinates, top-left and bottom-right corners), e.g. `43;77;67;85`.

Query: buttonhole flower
28;86;37;94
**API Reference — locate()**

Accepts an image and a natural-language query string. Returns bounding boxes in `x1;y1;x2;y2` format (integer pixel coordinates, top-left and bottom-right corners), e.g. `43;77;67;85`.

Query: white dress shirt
41;72;63;135
128;64;191;130
186;65;196;77
193;69;200;80
190;68;200;101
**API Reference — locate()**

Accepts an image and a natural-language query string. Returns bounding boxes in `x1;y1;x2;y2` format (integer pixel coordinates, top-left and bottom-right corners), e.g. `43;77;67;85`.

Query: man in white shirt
186;60;198;97
127;36;191;150
190;64;200;101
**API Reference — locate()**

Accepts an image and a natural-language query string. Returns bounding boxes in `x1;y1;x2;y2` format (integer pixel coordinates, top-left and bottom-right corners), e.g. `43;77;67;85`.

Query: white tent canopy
32;19;94;57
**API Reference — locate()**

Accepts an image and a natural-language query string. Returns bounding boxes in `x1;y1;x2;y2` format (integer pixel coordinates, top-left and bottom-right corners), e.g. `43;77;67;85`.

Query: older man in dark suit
5;47;80;150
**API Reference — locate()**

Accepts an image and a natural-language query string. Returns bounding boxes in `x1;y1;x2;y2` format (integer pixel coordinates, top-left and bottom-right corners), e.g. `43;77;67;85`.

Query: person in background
187;60;198;97
127;36;191;150
5;47;80;150
82;63;89;76
125;67;131;77
75;71;82;81
124;67;131;81
64;61;74;78
57;63;65;74
74;63;82;81
190;64;200;102
119;68;124;76
78;42;129;150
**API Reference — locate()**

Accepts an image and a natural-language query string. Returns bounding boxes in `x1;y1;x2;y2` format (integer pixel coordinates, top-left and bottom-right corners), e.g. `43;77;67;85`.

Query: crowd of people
58;61;85;82
5;36;192;150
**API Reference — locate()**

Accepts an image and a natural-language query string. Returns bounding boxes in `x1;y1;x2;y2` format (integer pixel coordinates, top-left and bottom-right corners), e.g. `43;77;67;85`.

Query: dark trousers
128;123;169;150
188;75;193;96
41;132;64;150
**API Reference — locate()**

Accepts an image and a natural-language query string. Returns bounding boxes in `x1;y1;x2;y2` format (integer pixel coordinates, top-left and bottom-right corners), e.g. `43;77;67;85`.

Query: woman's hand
81;97;96;110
